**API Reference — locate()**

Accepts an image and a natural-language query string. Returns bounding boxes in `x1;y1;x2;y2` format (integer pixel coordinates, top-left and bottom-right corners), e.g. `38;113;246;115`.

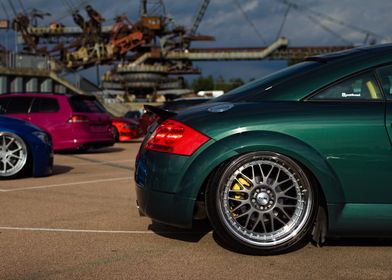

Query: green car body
135;44;392;254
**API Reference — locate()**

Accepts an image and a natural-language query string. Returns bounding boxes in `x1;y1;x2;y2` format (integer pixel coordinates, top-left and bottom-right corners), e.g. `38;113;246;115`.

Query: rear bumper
136;183;195;228
55;137;114;151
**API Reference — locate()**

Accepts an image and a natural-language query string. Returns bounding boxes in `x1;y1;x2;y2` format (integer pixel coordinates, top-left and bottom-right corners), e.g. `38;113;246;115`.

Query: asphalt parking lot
1;141;392;280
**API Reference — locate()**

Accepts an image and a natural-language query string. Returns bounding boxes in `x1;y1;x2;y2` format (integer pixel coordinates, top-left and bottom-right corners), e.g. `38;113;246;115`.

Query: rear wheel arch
186;131;343;206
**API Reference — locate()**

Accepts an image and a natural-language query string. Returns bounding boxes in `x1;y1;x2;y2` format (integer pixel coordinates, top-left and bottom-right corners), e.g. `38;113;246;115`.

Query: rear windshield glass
213;61;320;102
69;98;106;113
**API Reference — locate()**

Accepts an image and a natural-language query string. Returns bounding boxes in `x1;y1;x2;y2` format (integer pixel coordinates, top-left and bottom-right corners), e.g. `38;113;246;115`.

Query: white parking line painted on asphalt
0;177;131;192
0;226;154;234
0;226;212;235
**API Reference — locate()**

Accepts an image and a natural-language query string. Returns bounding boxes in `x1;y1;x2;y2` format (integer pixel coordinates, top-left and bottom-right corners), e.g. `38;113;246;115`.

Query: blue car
0;116;53;178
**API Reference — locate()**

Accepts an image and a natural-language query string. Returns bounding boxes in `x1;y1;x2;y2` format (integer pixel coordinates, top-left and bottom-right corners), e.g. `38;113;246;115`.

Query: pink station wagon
0;93;114;151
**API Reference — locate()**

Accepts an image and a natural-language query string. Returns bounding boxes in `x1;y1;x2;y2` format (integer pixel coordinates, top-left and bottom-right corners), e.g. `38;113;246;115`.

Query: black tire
113;126;119;142
206;151;319;255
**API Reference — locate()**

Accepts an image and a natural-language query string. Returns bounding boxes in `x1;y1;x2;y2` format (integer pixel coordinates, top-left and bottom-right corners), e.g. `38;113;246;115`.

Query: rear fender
179;131;344;205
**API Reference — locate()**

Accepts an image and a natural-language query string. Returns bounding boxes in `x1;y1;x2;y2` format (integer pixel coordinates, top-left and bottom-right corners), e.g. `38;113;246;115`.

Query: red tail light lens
68;115;89;123
145;120;210;156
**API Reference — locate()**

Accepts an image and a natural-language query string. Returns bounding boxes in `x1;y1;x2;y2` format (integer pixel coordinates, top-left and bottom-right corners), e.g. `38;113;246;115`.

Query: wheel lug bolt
260;206;264;210
252;199;256;203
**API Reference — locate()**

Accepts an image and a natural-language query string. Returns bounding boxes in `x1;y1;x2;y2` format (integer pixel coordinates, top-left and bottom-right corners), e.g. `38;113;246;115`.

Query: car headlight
33;131;51;145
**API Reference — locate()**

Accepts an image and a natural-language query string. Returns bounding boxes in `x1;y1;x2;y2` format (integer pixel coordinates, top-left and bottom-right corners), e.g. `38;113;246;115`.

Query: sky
1;0;392;83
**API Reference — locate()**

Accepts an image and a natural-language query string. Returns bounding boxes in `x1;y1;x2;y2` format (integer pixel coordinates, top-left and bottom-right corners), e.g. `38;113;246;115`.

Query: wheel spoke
230;201;247;212
277;184;295;195
239;172;253;185
5;138;14;148
274;168;281;185
269;212;275;232
9;154;22;160
244;211;253;229
233;178;251;192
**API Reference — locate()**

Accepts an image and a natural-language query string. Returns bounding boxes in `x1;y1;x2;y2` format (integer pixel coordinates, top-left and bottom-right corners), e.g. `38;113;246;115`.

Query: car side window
310;72;382;101
376;65;392;100
30;98;59;113
6;97;34;113
0;97;10;114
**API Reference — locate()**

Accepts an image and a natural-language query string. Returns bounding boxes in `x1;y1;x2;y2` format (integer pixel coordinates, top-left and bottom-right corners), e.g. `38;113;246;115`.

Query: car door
377;64;392;143
305;70;392;234
28;97;69;150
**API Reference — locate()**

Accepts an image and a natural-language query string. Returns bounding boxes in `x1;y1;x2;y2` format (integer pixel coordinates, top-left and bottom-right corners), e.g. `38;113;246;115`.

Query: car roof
306;43;392;63
215;44;392;102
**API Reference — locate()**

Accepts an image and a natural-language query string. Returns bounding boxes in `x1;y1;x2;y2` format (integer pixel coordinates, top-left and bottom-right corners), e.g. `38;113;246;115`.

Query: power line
232;0;266;45
0;0;10;19
275;0;389;42
7;0;18;17
306;13;353;45
275;4;290;40
16;0;26;15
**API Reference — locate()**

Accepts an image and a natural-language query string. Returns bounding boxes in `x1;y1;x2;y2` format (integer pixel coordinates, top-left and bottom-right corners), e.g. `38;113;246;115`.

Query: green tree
191;75;214;92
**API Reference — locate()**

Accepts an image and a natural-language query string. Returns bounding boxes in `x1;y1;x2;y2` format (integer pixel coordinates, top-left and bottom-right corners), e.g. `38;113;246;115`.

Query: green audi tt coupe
135;44;392;254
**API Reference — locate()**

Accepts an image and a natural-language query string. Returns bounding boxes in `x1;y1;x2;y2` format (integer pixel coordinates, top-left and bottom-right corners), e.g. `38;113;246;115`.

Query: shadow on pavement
52;165;74;175
57;147;125;155
324;237;392;247
148;220;212;243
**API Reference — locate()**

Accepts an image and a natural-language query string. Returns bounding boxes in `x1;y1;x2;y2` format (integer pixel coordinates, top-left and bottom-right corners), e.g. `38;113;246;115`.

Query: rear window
0;97;10;114
68;98;106;113
4;97;33;114
30;98;60;113
213;61;321;102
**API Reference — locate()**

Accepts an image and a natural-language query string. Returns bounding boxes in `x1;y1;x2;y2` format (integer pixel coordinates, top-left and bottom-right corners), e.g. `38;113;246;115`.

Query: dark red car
111;117;142;142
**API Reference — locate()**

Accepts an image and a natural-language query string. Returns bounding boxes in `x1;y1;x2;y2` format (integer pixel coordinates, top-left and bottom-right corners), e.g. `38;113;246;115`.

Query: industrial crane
9;0;389;99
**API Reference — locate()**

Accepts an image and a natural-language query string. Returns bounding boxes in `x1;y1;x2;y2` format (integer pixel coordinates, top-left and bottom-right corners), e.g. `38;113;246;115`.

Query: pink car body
0;93;114;151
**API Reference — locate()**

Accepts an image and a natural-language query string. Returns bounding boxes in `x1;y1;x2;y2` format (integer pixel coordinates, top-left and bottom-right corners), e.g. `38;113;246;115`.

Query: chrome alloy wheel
218;153;313;247
0;132;28;177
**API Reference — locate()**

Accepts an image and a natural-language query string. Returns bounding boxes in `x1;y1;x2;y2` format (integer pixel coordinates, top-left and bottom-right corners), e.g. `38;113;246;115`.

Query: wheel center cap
256;192;270;206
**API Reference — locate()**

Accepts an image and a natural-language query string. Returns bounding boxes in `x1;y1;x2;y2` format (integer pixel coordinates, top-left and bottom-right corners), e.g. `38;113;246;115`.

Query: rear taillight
145;120;209;156
68;115;89;123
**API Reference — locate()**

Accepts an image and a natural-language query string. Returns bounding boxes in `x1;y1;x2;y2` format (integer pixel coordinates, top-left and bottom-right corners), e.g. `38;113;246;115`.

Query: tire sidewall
206;151;319;255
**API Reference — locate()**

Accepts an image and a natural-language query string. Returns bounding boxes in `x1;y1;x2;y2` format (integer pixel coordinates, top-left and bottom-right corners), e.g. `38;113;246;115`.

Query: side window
30;98;59;113
377;65;392;100
6;97;33;114
311;72;382;101
0;97;10;114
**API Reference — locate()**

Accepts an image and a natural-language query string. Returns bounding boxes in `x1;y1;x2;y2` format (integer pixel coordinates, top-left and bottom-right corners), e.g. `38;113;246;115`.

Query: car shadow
324;237;392;247
148;222;392;254
148;220;212;243
122;139;143;144
56;147;125;155
84;147;125;154
52;165;74;175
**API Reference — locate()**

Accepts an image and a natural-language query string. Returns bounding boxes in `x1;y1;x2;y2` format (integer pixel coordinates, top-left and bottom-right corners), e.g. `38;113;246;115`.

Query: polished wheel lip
0;132;28;177
217;153;312;247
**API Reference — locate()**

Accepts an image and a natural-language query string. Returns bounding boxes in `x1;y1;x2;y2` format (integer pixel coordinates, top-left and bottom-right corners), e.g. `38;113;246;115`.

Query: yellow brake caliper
230;176;253;217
